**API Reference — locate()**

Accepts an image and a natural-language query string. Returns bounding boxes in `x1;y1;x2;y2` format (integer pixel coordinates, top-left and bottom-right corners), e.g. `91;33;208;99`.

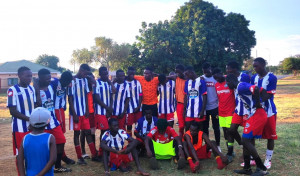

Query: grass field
0;77;299;175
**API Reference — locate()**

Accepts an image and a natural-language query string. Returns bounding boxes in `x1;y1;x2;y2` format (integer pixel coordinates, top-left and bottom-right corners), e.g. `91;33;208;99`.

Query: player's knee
84;129;91;136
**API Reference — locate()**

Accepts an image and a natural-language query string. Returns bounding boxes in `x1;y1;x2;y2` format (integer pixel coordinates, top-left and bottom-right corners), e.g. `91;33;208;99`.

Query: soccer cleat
62;157;76;165
82;153;90;159
188;159;196;173
149;157;159;170
119;162;129;172
241;160;256;167
91;156;102;162
264;160;271;169
177;157;186;170
234;168;253;175
77;158;87;165
250;168;269;176
226;155;234;163
54;167;72;173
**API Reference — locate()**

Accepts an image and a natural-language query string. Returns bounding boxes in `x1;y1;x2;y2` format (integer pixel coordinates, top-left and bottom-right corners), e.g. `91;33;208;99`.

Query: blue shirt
135;116;158;137
23;133;54;176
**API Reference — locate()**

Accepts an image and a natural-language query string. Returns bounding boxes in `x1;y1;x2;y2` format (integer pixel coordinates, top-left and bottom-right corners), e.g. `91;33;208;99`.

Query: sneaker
119;162;129;173
62;157;76;165
54;167;72;173
77;158;87;165
234;168;253;175
251;168;268;176
226;155;234;163
82;153;90;159
217;146;222;152
149;157;159;170
91;156;102;162
264;160;271;169
177;157;186;170
241;160;256;167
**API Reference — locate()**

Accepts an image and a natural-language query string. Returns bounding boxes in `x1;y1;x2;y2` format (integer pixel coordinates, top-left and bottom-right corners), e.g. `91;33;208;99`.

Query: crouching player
226;74;269;175
134;108;158;155
145;119;185;170
101;118;149;176
183;122;228;173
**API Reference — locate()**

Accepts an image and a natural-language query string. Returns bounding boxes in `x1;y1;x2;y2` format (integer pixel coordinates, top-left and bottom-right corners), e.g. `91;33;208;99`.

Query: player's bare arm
68;96;79;123
9;106;30;121
199;94;207;118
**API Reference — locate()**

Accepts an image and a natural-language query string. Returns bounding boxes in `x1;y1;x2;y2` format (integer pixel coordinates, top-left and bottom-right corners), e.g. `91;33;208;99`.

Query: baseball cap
29;107;51;128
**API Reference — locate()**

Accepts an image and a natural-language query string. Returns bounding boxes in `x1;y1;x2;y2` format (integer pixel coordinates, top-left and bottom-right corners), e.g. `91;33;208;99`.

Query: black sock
227;146;234;155
55;153;63;168
244;155;251;170
92;134;96;144
254;157;267;170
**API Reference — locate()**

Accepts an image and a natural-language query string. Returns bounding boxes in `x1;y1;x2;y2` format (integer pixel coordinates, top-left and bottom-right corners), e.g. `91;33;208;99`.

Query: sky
0;0;299;70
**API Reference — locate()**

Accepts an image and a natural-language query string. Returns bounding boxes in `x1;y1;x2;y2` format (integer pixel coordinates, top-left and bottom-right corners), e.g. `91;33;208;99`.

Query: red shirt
215;81;235;117
147;126;178;144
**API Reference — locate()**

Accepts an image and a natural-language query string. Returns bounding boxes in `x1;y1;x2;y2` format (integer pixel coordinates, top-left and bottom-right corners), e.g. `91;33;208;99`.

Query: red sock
88;142;97;157
188;158;196;173
98;147;103;157
75;145;82;159
216;156;227;170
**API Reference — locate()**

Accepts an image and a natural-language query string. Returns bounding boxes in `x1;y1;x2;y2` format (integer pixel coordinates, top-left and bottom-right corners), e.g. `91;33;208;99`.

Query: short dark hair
190;121;199;129
18;66;30;75
99;67;107;74
60;71;73;81
128;67;135;71
79;64;91;71
175;64;185;71
225;73;238;83
108;118;118;126
158;74;166;84
202;63;211;69
145;67;153;72
157;119;168;131
116;69;124;75
212;68;222;75
227;61;239;70
185;66;194;72
254;57;266;66
38;68;50;77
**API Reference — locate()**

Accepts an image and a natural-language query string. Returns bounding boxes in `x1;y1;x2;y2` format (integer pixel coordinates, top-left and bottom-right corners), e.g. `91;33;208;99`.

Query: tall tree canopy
36;54;59;70
282;56;300;75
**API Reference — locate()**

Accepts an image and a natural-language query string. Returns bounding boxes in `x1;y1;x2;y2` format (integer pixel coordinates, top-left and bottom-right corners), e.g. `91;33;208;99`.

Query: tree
94;37;114;70
282;57;300;76
36;54;60;70
71;48;94;65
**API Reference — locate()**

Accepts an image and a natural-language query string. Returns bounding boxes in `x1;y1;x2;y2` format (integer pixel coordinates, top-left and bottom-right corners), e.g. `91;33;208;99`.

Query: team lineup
7;57;277;176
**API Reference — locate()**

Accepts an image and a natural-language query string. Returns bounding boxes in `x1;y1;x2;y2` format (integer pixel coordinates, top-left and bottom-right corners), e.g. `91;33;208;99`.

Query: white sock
266;150;273;161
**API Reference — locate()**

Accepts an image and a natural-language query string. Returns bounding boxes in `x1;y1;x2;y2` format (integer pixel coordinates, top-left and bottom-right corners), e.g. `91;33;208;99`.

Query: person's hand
146;150;152;158
106;107;113;114
106;112;111;118
73;114;79;123
199;110;204;119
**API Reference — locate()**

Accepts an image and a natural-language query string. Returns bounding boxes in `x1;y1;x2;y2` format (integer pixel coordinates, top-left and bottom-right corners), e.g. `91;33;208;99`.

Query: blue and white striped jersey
112;82;130;116
68;78;90;116
235;72;251;116
184;78;207;118
40;85;60;130
158;80;175;114
7;85;36;132
251;72;277;117
126;79;142;113
51;78;67;110
237;82;258;118
101;129;129;151
93;79;112;115
135;116;158;137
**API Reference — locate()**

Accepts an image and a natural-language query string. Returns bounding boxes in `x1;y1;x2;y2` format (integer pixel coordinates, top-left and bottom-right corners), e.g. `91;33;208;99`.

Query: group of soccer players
8;57;277;176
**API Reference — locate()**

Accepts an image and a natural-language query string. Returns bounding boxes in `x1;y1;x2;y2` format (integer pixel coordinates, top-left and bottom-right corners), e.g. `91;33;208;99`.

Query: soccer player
213;68;236;162
202;63;221;151
134;108;158;155
251;57;277;169
226;61;250;159
112;69;130;130
183;66;207;131
51;71;75;164
36;68;71;173
145;119;185;170
68;64;99;164
158;74;175;127
93;66;114;157
17;107;56;176
226;74;269;175
183;122;228;173
7;66;36;174
126;67;143;136
134;67;159;117
101;118;149;176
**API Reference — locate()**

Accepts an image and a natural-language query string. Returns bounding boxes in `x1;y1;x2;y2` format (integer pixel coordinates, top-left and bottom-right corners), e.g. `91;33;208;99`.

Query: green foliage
71;48;94;65
282;56;300;75
36;54;60;70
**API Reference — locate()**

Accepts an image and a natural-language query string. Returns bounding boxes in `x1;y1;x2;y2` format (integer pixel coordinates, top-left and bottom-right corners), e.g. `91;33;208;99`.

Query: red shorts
109;151;133;168
158;112;175;122
177;103;185;128
262;115;277;140
111;115;126;130
45;125;66;144
95;114;109;130
55;108;66;133
69;115;91;131
126;111;142;125
89;113;96;128
232;113;247;127
193;144;212;159
243;108;267;139
186;116;206;122
12;131;30;155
